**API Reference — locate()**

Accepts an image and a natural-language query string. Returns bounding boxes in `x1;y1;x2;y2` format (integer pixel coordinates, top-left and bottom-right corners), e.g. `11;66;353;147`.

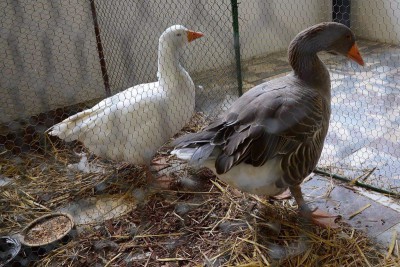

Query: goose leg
143;165;154;183
146;164;175;189
289;185;340;228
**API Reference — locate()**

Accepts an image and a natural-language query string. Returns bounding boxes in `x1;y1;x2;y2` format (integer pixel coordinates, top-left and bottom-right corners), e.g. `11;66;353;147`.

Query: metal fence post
230;0;243;96
89;0;111;97
332;0;351;27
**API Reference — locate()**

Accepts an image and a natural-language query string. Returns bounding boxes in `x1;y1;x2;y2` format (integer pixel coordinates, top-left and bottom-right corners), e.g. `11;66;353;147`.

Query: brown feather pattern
175;75;331;181
172;22;361;189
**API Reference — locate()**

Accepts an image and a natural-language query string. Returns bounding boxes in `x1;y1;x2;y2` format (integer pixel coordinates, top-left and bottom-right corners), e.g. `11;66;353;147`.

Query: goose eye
345;34;351;39
176;33;182;37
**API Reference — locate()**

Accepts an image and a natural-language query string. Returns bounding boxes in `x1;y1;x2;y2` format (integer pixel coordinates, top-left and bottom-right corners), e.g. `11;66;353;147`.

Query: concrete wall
0;0;105;123
240;0;330;59
351;0;400;44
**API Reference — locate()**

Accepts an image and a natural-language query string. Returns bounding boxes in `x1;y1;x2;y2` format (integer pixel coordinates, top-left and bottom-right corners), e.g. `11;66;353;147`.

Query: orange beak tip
347;43;365;66
187;30;204;42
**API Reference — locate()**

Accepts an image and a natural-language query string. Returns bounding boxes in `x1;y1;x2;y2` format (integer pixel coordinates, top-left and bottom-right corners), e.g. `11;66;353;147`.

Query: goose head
324;23;364;66
289;22;364;66
159;25;204;48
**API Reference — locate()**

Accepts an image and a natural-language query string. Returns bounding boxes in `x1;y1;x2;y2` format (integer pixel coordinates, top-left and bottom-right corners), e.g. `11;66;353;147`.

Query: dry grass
0;113;399;267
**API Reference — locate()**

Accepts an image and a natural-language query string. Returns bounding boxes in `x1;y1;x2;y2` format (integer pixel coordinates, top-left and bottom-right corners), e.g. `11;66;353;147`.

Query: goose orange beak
187;30;204;42
347;43;364;66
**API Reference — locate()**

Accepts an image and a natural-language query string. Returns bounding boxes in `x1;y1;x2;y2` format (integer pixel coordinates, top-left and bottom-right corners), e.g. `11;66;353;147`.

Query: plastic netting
1;0;399;266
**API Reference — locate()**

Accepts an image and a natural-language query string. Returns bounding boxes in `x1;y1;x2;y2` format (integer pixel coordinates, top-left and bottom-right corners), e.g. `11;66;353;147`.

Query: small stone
128;224;138;237
175;203;191;216
94;182;107;193
131;188;146;202
93;240;119;251
0;176;12;187
124;251;151;262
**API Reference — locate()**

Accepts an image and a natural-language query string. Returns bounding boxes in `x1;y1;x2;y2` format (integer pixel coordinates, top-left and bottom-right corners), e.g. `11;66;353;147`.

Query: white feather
204;158;286;196
171;148;196;161
173;146;286;196
47;25;200;165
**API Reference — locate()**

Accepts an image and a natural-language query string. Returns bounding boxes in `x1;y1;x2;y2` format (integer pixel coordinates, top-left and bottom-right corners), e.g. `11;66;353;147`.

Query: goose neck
157;43;183;79
288;39;330;88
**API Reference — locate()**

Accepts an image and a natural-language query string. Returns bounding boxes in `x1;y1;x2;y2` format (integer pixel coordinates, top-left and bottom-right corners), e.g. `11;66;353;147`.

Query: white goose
48;25;203;165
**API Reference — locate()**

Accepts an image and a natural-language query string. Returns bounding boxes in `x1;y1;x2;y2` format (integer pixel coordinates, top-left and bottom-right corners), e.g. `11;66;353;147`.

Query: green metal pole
314;168;400;198
230;0;243;96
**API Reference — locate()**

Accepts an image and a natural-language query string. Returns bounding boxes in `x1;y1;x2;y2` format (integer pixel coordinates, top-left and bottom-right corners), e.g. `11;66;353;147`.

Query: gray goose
172;22;364;228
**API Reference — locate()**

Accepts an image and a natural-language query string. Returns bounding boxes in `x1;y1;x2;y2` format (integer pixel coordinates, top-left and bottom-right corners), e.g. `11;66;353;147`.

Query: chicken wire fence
1;0;400;265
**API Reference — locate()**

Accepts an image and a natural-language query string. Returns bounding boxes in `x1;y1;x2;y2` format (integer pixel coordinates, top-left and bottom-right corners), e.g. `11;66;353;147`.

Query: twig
143;251;152;267
349;204;371;220
210;179;226;193
104;252;122;267
254;243;269;266
362;167;377;182
134;233;184;238
355;242;372;267
237;237;270;251
387;230;397;259
199;205;216;224
209;202;233;234
156;258;187;262
314;168;400;198
19;190;51;211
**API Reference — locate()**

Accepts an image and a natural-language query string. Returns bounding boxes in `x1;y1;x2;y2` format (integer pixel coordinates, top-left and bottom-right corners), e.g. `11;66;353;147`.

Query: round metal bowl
19;213;75;247
0;236;21;267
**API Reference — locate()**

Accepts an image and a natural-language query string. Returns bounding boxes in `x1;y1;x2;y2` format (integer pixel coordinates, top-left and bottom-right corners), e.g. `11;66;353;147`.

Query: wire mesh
0;0;107;154
326;0;400;195
1;0;400;266
239;0;400;196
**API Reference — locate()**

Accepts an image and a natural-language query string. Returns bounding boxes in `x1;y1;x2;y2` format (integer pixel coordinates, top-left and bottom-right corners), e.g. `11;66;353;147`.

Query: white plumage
47;25;203;165
171;148;284;196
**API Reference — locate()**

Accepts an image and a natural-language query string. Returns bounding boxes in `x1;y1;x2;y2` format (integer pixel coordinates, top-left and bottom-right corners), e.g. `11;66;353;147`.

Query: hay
0;146;146;236
35;176;398;267
0;113;398;266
